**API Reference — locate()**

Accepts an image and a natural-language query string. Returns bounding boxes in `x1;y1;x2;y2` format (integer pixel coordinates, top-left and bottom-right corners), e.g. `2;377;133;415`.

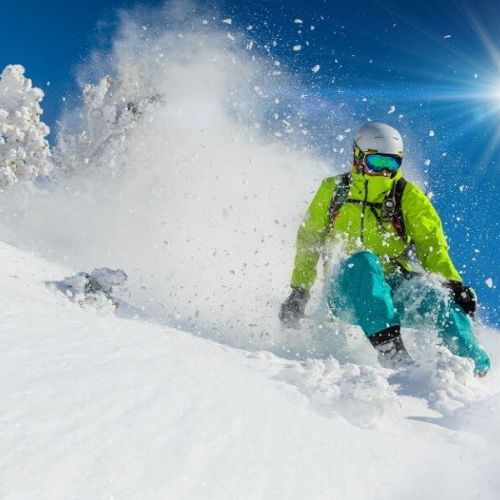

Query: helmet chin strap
353;157;363;173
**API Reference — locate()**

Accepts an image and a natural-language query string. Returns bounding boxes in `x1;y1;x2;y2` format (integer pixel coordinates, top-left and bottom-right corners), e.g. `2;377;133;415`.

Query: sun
478;78;500;110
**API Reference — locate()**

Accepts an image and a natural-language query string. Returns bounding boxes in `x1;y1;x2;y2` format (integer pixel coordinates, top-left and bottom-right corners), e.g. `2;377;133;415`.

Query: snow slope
1;241;500;500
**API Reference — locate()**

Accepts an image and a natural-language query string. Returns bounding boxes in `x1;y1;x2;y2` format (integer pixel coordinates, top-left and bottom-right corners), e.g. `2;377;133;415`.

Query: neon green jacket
290;168;462;290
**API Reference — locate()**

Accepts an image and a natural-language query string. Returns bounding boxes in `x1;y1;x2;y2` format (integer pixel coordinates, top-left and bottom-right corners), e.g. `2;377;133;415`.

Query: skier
280;122;490;376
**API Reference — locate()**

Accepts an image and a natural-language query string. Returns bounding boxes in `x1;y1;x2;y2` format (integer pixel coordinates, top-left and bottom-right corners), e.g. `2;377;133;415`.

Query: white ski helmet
354;122;403;156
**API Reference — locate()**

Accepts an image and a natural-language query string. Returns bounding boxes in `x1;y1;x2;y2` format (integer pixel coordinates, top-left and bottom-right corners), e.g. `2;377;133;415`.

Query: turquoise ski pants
327;251;490;374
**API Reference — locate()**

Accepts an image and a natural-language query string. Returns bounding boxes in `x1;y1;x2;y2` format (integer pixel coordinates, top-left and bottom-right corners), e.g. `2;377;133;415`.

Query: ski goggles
354;145;403;172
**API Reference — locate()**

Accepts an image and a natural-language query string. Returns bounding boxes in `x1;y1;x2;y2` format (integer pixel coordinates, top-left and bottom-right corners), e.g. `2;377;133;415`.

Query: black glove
445;281;477;316
279;287;310;326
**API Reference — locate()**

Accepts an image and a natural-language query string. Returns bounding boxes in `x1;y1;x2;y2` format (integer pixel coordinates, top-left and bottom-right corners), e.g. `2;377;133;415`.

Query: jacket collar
348;167;402;203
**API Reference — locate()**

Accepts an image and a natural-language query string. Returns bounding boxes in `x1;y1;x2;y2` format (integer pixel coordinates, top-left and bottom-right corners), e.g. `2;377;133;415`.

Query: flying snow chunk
485;278;494;288
388;105;396;114
293;44;302;51
424;159;431;166
294;19;303;24
312;64;320;73
443;34;451;39
55;268;128;309
336;134;345;142
222;18;232;25
429;130;435;137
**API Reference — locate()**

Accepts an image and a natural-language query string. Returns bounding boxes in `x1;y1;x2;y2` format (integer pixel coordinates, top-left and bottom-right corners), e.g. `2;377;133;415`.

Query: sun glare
495;82;500;104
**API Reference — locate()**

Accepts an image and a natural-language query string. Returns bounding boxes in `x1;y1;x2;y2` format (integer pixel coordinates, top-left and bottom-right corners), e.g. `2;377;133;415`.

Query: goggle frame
353;144;403;173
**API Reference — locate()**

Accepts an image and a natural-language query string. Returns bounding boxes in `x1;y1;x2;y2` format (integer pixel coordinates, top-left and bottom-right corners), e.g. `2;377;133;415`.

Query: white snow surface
1;241;500;500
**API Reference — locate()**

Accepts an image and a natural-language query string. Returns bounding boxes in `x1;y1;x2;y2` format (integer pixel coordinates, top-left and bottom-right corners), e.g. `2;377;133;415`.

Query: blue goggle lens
364;154;402;172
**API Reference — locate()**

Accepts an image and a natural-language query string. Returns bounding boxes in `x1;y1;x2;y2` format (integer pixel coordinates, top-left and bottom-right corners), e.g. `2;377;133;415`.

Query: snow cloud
0;1;424;355
0;2;346;354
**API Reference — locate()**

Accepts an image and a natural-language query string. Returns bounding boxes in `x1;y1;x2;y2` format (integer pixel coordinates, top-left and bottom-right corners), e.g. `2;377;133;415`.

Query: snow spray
0;2;423;358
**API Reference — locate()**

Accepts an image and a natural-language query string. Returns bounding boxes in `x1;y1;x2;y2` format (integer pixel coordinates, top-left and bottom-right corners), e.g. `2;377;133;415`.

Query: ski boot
368;325;415;368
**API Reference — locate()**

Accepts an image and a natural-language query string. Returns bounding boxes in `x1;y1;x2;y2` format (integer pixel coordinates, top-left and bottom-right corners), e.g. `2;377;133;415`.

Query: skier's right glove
445;281;477;317
279;287;310;327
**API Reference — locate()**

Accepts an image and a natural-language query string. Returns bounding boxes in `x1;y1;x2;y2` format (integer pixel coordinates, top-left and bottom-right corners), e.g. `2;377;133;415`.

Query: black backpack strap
393;177;407;242
328;173;351;228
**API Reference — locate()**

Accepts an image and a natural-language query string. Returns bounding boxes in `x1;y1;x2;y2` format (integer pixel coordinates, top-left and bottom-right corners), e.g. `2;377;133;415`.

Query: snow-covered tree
55;73;162;177
0;65;52;188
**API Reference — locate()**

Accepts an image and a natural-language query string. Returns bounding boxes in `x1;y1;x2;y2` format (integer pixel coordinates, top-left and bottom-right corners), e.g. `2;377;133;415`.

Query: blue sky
1;0;499;324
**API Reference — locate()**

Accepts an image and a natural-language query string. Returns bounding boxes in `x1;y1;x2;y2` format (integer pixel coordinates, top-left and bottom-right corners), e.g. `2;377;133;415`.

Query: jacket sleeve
290;177;336;290
402;182;462;282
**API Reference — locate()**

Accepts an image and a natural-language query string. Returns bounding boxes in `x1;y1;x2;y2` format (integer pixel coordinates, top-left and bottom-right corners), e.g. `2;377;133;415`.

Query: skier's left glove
279;287;310;327
445;281;477;317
